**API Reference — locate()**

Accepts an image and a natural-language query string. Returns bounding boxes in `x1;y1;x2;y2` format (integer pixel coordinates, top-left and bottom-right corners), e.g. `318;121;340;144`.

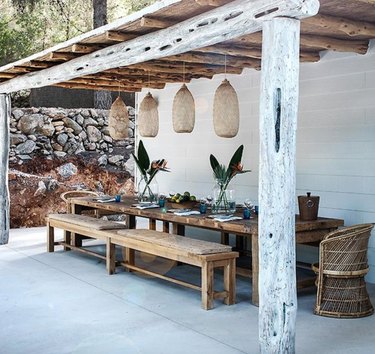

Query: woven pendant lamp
172;83;195;133
138;92;159;137
109;96;129;140
213;79;239;138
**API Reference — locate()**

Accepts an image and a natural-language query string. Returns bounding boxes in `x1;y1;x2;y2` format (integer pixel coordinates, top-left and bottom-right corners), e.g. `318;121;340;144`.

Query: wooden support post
258;17;300;353
0;94;10;245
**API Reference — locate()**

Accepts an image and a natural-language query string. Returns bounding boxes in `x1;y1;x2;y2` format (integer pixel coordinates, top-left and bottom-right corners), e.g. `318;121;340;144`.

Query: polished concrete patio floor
1;226;374;354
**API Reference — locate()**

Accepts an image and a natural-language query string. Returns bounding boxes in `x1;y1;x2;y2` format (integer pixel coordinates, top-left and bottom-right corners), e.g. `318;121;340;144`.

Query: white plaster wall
136;40;375;282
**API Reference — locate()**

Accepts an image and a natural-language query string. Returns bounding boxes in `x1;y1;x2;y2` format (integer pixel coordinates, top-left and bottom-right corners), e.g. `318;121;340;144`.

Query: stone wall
9;107;135;172
8;107;135;228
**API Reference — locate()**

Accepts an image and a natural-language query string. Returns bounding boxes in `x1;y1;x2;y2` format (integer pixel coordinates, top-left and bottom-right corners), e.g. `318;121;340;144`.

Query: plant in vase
132;140;169;203
210;145;250;213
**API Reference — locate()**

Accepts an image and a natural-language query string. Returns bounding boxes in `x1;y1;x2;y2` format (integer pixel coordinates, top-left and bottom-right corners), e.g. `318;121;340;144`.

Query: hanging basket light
138;92;159;137
108;96;129;140
172;83;195;133
213;79;240;138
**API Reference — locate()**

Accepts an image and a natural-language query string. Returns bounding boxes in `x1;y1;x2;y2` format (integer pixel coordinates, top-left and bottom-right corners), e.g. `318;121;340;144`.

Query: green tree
0;12;43;66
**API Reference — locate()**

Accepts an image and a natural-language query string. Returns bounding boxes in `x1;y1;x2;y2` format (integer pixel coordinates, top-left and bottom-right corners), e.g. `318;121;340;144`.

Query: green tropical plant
132;140;169;201
210;145;250;212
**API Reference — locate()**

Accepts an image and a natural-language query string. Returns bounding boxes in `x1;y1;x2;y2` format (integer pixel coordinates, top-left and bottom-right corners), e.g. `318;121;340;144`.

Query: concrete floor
1;226;375;354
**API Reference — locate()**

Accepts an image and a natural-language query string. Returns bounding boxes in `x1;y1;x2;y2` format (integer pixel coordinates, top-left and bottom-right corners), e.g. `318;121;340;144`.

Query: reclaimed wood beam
105;31;137;42
194;0;230;6
48;52;79;61
72;44;103;53
300;34;369;53
162;52;261;68
54;83;143;92
258;17;300;353
0;0;319;93
140;16;174;29
303;14;375;38
0;94;10;245
0;73;17;79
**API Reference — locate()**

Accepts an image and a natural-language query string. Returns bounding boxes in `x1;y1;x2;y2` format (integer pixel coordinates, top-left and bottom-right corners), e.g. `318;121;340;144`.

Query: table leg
221;232;229;245
251;233;259;306
128;215;136;229
163;221;170;233
149;219;156;230
172;223;185;236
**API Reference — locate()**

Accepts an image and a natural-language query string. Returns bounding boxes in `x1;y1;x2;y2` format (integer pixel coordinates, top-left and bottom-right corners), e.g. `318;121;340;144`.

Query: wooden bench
111;229;239;310
47;213;126;274
47;214;239;310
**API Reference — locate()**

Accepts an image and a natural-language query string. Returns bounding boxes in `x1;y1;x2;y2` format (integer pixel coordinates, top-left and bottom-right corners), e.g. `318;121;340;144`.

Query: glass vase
212;181;236;213
137;176;159;203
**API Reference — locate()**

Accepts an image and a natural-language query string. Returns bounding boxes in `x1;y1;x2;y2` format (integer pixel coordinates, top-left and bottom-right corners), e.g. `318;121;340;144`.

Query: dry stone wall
9;107;135;173
8;107;135;228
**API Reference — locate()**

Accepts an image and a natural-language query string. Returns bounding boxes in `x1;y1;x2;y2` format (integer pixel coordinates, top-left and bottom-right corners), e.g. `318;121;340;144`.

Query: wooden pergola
0;1;374;353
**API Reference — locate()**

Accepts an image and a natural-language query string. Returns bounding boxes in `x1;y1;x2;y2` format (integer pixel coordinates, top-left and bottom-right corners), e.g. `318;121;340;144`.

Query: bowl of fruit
168;191;197;209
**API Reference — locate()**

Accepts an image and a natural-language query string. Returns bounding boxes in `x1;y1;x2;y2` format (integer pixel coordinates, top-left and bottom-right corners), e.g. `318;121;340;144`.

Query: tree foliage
0;0;159;66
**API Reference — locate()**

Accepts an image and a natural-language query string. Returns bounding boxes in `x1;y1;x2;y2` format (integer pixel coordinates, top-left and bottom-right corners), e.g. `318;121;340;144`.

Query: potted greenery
210;145;250;213
132;140;169;203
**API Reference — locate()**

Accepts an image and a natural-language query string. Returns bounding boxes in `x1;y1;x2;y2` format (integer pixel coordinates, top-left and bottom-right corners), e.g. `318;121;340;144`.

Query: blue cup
115;194;121;202
243;208;251;219
159;198;165;208
199;203;207;214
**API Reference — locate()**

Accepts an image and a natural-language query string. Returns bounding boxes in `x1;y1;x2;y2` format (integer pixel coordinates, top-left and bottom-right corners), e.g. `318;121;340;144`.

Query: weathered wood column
258;18;300;353
0;94;11;245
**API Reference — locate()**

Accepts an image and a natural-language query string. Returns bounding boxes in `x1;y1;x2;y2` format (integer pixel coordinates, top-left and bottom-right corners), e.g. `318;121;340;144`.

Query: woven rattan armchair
312;223;374;318
61;190;98;212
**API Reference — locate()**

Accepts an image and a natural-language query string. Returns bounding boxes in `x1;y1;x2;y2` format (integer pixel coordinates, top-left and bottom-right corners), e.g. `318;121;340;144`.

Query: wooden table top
69;196;344;239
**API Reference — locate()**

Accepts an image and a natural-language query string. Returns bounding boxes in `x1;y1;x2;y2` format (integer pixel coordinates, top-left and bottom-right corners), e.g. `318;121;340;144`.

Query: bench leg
64;230;71;251
125;248;135;272
224;258;236;305
47;222;54;252
106;239;116;275
201;261;214;310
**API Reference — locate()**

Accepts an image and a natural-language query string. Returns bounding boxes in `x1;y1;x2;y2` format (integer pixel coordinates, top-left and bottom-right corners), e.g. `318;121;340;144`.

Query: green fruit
190;196;196;201
175;199;180;203
176;193;181;198
184;191;190;197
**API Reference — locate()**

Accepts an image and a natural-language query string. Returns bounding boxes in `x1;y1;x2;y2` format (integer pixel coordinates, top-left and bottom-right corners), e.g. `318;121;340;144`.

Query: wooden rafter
0;0;320;94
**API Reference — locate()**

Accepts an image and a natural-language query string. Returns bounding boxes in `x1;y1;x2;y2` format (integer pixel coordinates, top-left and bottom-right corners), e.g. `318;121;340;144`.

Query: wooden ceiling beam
300;34;369;54
72;43;103;53
194;0;231;6
140;16;174;29
54;82;142;92
195;44;262;59
303;14;375;38
161;52;261;69
105;31;137;42
48;52;79;61
66;77;166;89
0;0;319;93
0;73;17;79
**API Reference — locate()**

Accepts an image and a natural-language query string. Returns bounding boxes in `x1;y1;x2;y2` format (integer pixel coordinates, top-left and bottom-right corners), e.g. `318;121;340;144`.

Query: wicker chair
312;223;374;318
60;190;99;216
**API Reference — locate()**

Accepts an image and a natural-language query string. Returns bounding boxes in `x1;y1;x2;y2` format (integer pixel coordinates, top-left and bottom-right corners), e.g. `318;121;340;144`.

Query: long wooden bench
111;229;239;310
47;214;239;310
47;213;126;274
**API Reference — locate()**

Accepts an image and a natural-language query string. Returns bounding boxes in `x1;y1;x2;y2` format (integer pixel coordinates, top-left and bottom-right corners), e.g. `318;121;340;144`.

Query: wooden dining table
68;196;344;305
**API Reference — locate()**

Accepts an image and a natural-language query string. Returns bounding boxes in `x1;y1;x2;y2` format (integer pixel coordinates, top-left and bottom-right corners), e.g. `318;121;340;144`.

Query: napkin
133;203;160;209
213;215;243;222
174;210;200;216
